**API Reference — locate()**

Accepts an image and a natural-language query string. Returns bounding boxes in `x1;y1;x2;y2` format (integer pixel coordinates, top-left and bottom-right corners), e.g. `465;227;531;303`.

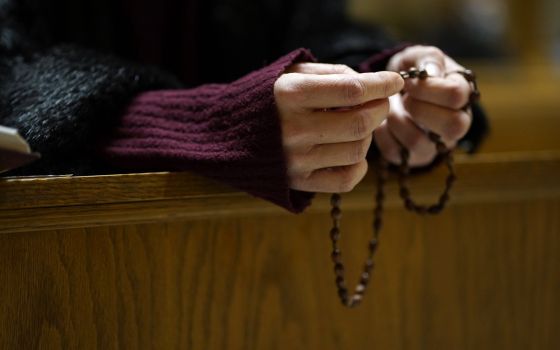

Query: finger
282;98;389;147
290;160;368;193
279;71;404;108
404;75;471;110
386;111;437;165
373;122;401;164
402;95;471;143
287;62;358;75
374;122;437;166
288;135;372;173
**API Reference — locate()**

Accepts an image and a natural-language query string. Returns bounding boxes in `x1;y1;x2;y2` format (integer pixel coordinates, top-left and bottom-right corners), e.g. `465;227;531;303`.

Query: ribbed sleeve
100;48;316;213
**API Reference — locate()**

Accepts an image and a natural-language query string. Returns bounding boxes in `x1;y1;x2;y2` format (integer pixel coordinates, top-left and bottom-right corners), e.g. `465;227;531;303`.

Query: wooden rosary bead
330;207;342;220
368;239;378;253
436;142;448;154
330;227;341;241
330;193;342;207
334;261;344;271
360;272;370;284
335;276;346;289
355;284;366;294
364;259;374;272
331;249;342;263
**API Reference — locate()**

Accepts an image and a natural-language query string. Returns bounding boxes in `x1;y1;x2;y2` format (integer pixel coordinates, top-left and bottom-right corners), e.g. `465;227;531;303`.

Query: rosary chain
328;66;473;308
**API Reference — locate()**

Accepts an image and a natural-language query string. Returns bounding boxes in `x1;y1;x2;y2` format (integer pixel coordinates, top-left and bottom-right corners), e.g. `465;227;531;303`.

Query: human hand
274;63;404;192
374;45;473;166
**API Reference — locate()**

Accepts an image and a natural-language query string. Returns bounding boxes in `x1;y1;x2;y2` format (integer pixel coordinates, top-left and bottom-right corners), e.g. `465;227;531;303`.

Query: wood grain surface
1;151;560;234
1;199;559;349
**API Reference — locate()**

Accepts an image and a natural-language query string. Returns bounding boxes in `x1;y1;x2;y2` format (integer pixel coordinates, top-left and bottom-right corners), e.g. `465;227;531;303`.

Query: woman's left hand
374;45;474;166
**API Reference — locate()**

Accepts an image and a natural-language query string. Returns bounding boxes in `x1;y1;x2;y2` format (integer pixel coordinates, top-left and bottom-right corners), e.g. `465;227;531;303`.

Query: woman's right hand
274;63;404;193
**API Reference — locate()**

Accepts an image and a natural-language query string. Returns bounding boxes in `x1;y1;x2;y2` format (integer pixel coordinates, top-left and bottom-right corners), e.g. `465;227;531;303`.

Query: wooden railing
0;66;559;349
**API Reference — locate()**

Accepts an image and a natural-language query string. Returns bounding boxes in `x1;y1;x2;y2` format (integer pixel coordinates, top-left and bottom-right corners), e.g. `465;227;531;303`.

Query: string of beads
329;67;479;308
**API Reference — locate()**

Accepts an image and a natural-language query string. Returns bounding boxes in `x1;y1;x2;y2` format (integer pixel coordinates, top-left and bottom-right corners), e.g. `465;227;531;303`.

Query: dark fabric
0;0;399;212
0;0;488;213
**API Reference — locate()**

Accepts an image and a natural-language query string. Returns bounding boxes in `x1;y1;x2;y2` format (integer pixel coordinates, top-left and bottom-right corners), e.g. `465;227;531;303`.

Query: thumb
287;62;358;75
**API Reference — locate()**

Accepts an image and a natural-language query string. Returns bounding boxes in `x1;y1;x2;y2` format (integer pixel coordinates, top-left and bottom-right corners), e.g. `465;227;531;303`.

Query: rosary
329;67;480;308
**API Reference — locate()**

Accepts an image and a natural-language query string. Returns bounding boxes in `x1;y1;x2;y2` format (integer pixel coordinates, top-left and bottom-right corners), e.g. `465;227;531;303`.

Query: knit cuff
100;48;317;213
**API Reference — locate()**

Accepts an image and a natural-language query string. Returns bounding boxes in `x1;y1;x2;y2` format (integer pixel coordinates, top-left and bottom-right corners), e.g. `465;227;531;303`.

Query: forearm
99;49;318;213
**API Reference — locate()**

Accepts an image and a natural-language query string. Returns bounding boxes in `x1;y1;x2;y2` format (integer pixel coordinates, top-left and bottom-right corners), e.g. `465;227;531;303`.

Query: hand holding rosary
329;67;480;308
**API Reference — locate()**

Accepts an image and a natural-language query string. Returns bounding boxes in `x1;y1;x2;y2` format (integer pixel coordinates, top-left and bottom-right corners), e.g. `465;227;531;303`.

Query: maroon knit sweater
101;49;318;212
100;35;399;214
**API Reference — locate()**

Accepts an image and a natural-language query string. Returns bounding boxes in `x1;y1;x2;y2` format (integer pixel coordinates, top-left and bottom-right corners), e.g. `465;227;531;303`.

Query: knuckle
276;76;310;103
444;111;471;140
281;120;308;146
411;150;437;167
351;112;372;139
335;64;355;74
349;138;369;164
406;131;425;150
401;96;417;115
379;98;391;115
343;77;367;103
285;151;304;172
289;174;312;191
337;162;365;192
447;83;469;109
352;101;389;139
338;170;358;192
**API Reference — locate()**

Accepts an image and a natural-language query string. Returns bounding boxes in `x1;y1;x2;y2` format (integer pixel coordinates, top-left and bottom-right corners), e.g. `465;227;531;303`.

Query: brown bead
331;249;342;263
338;288;348;300
428;132;441;143
470;90;481;102
334;263;344;277
408;67;419;78
419;69;428;79
399;187;410;199
364;259;374;273
439;193;450;203
415;205;427;215
360;272;370;285
335;276;346;289
374;205;383;217
330;227;341;241
463;69;475;79
400;148;410;159
355;284;366;294
446;174;457;186
330;207;342;220
405;198;415;210
351;294;363;307
368;239;378;252
428;203;444;214
373;218;382;232
436;142;447;154
330;193;341;207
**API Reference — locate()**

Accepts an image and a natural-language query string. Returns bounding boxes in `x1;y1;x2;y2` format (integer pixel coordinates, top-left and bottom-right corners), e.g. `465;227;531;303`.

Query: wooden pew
1;66;559;349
